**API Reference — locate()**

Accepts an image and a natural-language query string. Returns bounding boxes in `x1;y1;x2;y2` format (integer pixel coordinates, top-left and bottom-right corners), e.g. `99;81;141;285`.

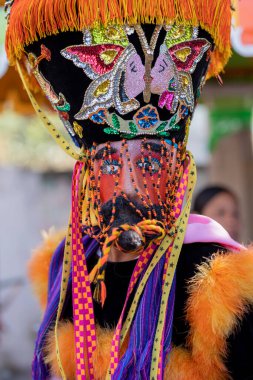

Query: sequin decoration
90;109;107;124
91;25;129;47
61;44;125;76
27;49;75;139
134;106;159;130
105;108;182;138
158;91;175;111
62;43;140;119
59;24;211;139
165;24;199;48
73;121;83;138
174;47;192;62
169;39;210;73
178;72;194;111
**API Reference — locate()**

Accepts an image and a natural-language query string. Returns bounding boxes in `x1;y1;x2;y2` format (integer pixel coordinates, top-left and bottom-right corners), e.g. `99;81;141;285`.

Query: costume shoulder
28;228;66;311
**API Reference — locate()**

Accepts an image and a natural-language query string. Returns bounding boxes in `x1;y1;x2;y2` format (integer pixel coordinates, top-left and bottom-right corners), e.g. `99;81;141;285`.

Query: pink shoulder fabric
184;214;244;251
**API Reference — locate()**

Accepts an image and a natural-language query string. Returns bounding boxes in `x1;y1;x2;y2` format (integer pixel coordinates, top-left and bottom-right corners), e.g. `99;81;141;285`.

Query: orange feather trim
5;0;233;77
42;247;253;379
28;228;66;311
44;322;114;380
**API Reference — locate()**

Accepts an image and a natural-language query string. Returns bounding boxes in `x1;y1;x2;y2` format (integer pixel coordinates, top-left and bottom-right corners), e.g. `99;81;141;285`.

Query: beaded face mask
84;138;182;237
25;24;212;148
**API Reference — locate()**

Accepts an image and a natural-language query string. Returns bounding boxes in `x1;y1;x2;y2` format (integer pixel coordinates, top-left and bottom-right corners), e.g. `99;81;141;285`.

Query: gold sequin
100;49;118;64
93;80;110;97
174;47;191;62
106;26;122;40
73;121;83;138
182;76;190;86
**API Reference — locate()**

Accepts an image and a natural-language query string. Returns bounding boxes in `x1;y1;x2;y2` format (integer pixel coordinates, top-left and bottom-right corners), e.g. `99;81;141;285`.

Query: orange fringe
28;228;66;311
6;0;233;77
41;247;253;380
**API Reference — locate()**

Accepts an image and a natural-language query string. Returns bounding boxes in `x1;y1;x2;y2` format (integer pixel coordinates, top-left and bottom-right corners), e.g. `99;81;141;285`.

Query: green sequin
165;24;194;49
56;102;70;112
129;122;138;134
111;114;120;130
91;25;129;47
103;127;118;134
155;121;168;132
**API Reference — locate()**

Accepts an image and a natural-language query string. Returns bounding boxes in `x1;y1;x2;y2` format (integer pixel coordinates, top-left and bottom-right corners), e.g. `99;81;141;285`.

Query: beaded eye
101;159;121;175
136;157;162;174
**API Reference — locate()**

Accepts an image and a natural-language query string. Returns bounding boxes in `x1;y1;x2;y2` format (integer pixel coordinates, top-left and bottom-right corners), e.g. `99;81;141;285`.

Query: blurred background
0;2;252;379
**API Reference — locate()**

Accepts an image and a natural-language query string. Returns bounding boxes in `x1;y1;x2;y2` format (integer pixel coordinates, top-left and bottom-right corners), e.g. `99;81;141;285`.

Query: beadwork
27;49;78;141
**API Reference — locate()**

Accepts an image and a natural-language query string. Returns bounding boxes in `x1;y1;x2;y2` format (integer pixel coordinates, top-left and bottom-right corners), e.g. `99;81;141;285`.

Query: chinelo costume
5;1;253;379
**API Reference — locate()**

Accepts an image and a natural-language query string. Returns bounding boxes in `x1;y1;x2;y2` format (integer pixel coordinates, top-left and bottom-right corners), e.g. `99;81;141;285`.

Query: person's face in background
201;192;241;241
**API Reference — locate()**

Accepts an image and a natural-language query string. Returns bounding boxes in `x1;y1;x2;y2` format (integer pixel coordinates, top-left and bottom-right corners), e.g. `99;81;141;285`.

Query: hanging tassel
93;270;107;306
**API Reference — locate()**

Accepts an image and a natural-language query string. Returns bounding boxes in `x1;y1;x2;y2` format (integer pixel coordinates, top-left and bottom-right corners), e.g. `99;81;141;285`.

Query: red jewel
60;111;69;120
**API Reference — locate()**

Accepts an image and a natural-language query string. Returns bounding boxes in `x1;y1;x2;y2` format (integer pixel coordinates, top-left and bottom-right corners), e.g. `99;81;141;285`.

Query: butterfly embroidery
61;29;211;122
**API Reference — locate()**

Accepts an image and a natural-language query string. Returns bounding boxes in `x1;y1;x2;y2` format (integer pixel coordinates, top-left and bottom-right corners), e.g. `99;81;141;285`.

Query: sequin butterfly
61;26;211;132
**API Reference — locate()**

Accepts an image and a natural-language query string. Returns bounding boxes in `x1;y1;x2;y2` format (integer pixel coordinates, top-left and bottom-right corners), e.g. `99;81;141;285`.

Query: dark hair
193;185;238;214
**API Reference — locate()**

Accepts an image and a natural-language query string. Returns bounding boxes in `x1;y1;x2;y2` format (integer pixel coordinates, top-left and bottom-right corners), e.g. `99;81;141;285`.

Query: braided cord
91;220;165;306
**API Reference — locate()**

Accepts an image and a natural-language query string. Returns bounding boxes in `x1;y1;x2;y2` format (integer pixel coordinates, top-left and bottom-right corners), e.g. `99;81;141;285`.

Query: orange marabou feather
27;228;66;311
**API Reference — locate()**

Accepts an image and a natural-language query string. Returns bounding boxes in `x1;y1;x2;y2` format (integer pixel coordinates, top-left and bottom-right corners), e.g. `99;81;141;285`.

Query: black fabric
89;257;137;328
172;242;224;346
226;310;253;380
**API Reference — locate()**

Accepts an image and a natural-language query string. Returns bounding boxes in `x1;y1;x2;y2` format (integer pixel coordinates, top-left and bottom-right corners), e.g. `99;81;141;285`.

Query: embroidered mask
25;24;213;148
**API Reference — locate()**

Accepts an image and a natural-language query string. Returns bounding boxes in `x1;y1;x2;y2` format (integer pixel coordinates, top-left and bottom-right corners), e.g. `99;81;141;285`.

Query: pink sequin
158;91;175;111
169;39;210;72
125;53;145;98
151;53;175;95
62;44;124;75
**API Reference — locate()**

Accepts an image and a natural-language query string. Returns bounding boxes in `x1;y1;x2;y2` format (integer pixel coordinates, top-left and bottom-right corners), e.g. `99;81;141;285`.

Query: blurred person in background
193;186;241;241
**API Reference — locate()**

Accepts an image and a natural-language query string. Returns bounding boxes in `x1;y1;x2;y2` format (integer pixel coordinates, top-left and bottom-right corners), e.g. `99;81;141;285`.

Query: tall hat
5;1;234;380
5;0;233;151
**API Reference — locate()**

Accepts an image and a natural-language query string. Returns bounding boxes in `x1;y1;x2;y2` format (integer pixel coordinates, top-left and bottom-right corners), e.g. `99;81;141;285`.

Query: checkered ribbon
72;161;96;380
